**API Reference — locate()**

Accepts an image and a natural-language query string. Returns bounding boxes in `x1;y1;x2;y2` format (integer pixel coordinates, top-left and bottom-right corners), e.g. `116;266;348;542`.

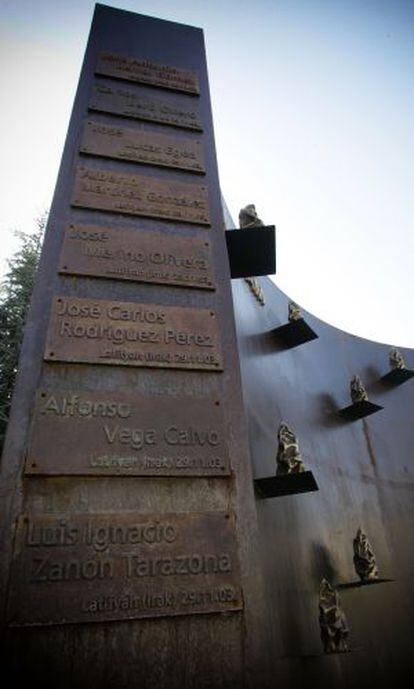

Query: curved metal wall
231;272;414;689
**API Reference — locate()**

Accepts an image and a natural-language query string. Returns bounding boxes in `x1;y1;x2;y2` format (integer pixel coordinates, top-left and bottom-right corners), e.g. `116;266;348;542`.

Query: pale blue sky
1;0;413;346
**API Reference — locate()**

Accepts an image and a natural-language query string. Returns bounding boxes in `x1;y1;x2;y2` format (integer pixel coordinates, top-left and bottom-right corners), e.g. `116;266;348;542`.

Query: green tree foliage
0;215;46;452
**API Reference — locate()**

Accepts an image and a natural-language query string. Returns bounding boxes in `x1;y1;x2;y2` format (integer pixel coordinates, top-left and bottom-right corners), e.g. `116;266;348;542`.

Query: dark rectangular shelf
337;578;395;590
381;368;414;385
254;471;319;499
338;400;383;421
225;226;276;278
272;318;318;348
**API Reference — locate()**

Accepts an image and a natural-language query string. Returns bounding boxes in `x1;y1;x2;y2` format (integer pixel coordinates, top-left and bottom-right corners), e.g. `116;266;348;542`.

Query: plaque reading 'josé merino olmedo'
89;83;203;130
95;52;200;94
44;297;223;370
26;389;229;476
8;512;242;626
59;224;215;289
72;167;210;225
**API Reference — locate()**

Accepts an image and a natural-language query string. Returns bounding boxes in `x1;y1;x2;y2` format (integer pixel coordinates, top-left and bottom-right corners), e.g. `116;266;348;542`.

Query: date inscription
72;166;210;225
7;512;242;626
95;52;199;95
89;83;202;130
26;389;229;476
80;121;205;173
59;224;215;289
44;297;223;371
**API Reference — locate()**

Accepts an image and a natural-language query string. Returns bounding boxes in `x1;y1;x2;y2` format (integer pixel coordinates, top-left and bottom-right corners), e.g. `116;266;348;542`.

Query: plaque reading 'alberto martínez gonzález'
80;121;205;173
95;52;200;95
7;512;242;626
44;297;223;371
26;389;229;476
89;83;203;131
72;166;210;225
59;224;215;289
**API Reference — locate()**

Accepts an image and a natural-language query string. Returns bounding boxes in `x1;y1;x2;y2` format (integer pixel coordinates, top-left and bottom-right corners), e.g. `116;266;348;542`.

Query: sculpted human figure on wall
350;375;368;404
288;301;301;322
389;347;405;370
238;204;266;305
319;579;349;653
276;422;305;475
353;528;379;582
238;203;264;229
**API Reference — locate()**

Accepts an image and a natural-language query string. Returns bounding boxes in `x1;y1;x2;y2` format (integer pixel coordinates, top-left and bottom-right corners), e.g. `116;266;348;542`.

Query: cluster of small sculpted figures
239;203;404;653
275;417;381;653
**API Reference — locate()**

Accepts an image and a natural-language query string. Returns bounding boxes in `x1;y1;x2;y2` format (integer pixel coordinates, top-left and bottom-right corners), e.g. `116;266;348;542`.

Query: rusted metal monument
0;5;413;688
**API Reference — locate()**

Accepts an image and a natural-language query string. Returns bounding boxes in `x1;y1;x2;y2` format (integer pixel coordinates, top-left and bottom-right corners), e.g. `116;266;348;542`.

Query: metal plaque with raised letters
7;511;242;626
44;296;223;371
80;120;205;173
26;389;229;476
59;224;215;289
89;83;203;130
95;52;199;94
72;166;210;225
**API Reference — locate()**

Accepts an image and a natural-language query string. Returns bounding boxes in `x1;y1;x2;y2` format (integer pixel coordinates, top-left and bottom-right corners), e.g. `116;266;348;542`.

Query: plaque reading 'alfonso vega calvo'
59;224;215;289
26;389;229;476
72;167;210;225
95;52;200;95
89;83;203;131
80;121;205;173
44;297;223;371
7;512;242;626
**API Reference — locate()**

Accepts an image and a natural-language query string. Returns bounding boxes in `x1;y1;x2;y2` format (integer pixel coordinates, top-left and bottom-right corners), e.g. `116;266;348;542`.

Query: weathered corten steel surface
8;511;242;625
89;82;203;130
96;51;200;94
230;258;414;689
26;389;230;476
59;224;215;289
80;120;205;172
0;7;269;689
72;166;211;224
44;296;223;370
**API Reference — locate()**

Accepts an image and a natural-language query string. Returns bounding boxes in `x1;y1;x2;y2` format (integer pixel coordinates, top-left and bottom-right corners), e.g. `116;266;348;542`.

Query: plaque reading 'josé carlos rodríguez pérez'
44;297;223;371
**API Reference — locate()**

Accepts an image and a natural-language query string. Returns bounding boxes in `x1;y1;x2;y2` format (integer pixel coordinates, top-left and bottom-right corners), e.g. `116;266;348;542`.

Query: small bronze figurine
353;528;379;582
238;204;264;229
276;422;305;475
389;347;406;370
319;578;349;653
288;301;302;322
245;276;266;305
350;375;368;404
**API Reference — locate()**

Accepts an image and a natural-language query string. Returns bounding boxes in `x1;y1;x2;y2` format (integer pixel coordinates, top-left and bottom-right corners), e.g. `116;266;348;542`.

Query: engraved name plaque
44;297;223;371
59;224;215;290
95;52;199;94
89;83;203;130
26;389;229;476
7;512;242;626
72;167;210;225
80;120;205;173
